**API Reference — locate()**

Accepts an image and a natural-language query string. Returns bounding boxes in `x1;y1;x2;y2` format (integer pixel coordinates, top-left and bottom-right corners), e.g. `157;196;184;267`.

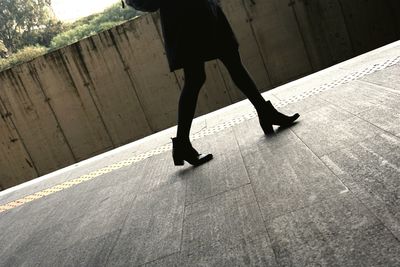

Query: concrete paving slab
291;104;382;157
0;190;70;254
322;133;400;240
106;182;185;266
146;236;277;267
322;133;400;201
361;63;400;91
36;176;135;227
0;223;63;266
183;129;250;205
182;185;265;251
60;193;132;244
278;95;329;117
270;68;351;101
39;230;120;267
234;118;348;222
356;94;400;137
318;80;400;115
266;193;400;266
67;156;152;196
0;204;61;263
181;185;277;266
120;153;183;195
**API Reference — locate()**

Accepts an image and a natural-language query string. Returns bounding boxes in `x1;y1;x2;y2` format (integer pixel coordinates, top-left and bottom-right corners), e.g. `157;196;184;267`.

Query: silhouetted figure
124;0;299;166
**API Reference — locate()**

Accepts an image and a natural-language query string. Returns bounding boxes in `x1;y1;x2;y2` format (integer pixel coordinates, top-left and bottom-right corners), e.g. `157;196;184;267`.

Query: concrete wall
0;0;399;190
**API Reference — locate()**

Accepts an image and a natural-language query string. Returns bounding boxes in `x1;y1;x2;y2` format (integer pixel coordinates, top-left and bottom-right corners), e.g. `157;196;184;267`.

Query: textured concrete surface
1;0;400;189
0;43;400;266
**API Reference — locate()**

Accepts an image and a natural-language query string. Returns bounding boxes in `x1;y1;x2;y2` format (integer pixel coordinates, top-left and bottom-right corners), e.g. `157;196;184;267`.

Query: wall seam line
0;91;39;176
28;63;78;163
337;0;356;55
108;29;154;133
241;0;273;86
290;1;315;71
71;44;116;148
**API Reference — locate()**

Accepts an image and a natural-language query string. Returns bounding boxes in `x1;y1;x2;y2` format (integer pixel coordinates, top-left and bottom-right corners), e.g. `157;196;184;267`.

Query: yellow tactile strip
1;57;399;214
277;56;400;107
0;151;168;213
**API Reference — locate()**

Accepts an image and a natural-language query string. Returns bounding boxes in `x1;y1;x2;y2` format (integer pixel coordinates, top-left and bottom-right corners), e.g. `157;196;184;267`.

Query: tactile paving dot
1;57;399;213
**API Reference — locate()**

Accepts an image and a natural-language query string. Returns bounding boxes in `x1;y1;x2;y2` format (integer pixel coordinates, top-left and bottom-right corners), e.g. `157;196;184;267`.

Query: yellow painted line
0;145;170;214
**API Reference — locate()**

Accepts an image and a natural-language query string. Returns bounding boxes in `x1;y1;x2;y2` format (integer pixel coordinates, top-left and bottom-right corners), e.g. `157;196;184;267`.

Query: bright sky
52;0;120;22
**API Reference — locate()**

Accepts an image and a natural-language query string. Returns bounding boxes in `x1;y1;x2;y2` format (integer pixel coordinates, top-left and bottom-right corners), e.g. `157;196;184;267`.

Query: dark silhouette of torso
159;0;238;71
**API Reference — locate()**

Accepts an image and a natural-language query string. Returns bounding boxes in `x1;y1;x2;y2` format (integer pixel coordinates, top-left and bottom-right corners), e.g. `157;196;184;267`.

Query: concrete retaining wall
1;0;399;189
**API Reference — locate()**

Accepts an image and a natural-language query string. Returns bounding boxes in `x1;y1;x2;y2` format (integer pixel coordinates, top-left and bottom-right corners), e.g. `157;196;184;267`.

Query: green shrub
49;3;141;50
91;3;141;25
98;21;125;31
20;20;65;49
50;24;97;48
0;45;48;71
0;41;8;58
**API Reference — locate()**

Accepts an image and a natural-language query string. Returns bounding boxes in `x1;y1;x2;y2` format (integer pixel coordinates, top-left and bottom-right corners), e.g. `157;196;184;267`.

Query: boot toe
195;153;213;166
291;113;300;122
280;113;300;127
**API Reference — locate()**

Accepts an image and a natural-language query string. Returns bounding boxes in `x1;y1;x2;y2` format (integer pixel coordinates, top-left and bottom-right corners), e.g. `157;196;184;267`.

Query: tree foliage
21;20;65;48
0;40;7;58
0;1;142;71
0;0;61;52
50;3;140;49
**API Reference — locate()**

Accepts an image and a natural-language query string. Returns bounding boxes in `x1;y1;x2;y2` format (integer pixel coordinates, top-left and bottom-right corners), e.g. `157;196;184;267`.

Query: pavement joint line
0;56;399;214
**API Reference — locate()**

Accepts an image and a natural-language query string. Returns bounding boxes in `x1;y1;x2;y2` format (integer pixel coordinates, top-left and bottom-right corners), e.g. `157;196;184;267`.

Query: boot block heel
171;137;213;166
173;156;184;166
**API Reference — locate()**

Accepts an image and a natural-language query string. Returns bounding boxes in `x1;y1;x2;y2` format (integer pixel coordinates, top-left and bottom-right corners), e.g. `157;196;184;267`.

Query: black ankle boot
258;100;300;134
171;138;213;166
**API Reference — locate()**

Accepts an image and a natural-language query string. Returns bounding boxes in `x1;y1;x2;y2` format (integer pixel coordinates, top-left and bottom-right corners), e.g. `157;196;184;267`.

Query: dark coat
159;0;239;71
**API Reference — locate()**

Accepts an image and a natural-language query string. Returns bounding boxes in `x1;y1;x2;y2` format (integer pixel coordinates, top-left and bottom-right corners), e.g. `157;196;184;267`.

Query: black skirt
159;0;239;71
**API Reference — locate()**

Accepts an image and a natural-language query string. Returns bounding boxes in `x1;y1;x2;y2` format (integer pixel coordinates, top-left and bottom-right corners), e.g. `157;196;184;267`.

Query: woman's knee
193;71;206;87
219;50;246;77
183;65;206;89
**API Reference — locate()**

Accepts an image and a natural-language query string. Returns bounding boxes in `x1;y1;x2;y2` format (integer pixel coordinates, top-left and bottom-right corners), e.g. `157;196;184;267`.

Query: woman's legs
176;61;206;141
173;61;213;166
218;49;299;133
218;49;266;112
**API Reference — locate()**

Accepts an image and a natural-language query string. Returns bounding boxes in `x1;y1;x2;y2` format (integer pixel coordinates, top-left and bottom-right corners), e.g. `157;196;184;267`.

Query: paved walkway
1;41;400;266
